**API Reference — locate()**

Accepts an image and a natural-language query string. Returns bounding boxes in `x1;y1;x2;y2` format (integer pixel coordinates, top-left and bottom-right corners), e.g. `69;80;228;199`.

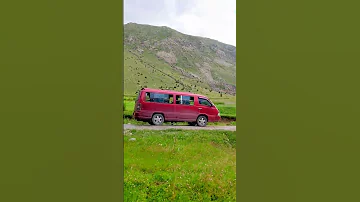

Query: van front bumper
215;115;221;122
209;115;221;122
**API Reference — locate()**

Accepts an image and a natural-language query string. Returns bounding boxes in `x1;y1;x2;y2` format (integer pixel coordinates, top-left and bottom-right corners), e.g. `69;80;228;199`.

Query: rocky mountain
124;23;236;96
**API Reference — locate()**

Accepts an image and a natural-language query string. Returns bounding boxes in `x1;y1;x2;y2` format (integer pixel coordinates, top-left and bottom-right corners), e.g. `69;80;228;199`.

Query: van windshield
198;97;212;107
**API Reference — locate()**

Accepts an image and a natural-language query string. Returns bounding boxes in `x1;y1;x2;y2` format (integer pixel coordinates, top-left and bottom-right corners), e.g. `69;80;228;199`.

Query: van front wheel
151;113;164;125
196;115;207;127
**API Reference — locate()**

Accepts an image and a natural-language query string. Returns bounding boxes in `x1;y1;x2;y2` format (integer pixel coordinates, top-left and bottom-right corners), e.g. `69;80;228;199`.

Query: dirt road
124;124;236;131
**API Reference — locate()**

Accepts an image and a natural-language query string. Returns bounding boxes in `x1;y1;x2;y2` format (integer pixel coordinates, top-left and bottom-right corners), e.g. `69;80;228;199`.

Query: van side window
145;92;173;104
169;96;174;104
198;98;212;106
164;94;174;104
145;92;150;102
176;95;194;105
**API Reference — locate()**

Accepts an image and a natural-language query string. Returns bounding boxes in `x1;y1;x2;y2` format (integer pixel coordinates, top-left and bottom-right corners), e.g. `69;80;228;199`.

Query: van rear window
145;92;173;104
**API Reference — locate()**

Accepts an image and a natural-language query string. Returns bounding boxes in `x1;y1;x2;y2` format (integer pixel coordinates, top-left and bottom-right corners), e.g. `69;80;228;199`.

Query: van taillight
136;103;141;111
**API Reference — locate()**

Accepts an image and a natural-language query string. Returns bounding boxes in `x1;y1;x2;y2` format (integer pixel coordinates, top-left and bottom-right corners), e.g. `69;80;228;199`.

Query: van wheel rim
153;115;163;124
198;117;206;126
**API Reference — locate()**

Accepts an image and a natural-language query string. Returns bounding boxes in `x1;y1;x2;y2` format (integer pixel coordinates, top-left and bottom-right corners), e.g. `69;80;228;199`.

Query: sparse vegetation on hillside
124;23;236;98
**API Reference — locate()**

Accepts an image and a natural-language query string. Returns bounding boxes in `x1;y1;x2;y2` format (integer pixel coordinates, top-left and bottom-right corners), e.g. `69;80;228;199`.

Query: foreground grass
124;130;236;201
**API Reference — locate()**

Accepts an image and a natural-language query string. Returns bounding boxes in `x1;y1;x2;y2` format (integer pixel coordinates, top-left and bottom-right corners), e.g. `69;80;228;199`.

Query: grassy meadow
124;129;236;201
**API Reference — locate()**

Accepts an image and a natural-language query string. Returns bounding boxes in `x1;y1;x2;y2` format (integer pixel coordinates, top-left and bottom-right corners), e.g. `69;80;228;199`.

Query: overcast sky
124;0;236;46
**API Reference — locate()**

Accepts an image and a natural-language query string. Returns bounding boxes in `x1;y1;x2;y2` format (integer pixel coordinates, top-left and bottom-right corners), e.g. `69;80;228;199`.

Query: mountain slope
124;23;236;99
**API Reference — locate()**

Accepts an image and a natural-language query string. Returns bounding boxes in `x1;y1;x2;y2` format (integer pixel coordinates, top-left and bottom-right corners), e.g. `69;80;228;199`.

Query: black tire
196;115;207;127
148;121;155;125
151;113;164;125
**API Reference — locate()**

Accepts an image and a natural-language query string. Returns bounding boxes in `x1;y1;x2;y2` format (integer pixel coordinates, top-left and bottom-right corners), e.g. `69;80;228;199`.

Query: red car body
133;88;221;126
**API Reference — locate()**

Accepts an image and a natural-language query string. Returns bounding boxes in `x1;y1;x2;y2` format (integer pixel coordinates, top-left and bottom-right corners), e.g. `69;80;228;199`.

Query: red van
133;88;221;127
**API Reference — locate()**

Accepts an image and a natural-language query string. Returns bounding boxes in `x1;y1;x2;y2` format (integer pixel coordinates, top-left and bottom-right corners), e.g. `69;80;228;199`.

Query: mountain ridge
124;22;236;48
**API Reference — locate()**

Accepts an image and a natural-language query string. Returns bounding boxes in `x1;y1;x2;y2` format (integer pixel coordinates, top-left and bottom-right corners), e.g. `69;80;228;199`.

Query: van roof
140;88;208;98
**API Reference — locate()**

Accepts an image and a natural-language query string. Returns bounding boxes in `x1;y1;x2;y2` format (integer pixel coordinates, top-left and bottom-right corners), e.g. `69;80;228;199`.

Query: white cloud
124;0;236;46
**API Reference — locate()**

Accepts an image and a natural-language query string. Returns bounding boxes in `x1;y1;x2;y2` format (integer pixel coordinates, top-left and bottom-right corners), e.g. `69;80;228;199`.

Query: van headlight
218;113;220;116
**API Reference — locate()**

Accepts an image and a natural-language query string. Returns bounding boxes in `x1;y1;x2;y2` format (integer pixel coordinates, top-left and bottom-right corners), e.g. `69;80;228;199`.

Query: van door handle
198;108;202;110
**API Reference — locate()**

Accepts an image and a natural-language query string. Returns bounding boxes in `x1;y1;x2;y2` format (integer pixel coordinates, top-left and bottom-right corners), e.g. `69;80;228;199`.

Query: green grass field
124;129;236;201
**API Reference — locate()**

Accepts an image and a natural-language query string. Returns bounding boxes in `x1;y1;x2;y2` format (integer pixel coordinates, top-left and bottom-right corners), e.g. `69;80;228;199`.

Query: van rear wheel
151;113;164;125
196;115;207;127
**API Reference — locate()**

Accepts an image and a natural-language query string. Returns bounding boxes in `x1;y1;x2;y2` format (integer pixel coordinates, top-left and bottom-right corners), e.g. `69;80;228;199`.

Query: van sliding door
175;95;198;122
